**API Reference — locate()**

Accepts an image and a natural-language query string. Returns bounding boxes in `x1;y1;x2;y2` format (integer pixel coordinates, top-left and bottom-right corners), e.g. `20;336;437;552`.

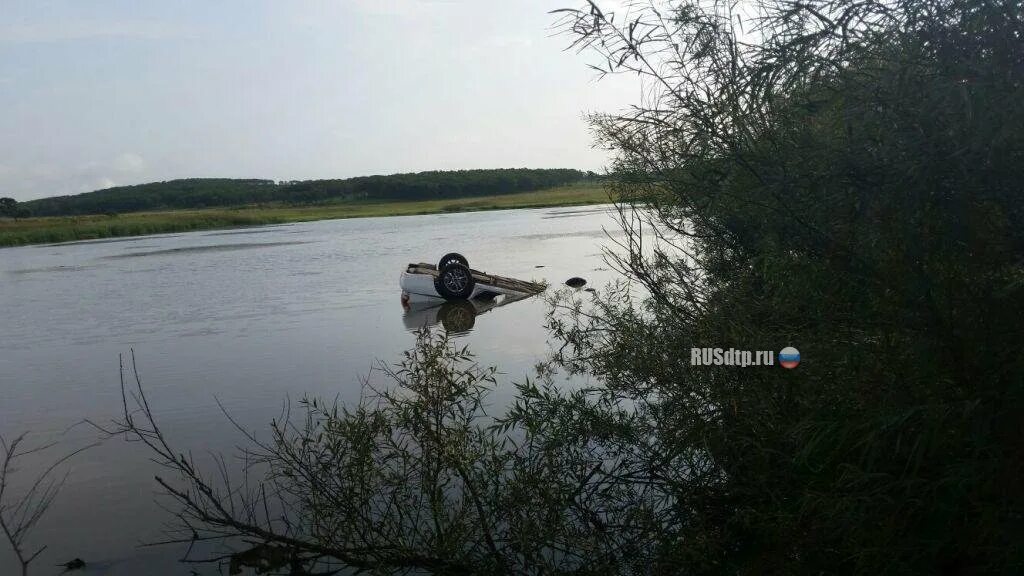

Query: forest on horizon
21;168;593;217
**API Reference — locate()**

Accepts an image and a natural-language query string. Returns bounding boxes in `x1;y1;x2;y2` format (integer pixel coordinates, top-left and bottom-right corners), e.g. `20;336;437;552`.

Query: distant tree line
0;197;30;219
23;169;594;217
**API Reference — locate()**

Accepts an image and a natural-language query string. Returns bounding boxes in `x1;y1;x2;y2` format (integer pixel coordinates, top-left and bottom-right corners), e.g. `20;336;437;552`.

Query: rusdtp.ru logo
690;347;800;368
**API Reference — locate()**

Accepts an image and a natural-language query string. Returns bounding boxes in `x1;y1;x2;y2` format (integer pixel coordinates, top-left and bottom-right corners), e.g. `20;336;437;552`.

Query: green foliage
22;169;592;217
547;0;1024;573
0;197;17;218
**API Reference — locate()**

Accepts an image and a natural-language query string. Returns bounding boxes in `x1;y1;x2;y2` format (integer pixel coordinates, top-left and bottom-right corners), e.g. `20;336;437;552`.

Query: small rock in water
535;265;545;268
565;277;587;288
60;558;86;571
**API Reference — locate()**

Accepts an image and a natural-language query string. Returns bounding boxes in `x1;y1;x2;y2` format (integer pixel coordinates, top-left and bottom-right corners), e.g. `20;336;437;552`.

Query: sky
0;0;639;201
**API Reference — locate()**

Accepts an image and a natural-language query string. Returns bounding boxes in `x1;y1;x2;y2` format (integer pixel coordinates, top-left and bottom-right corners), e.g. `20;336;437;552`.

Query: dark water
0;206;622;575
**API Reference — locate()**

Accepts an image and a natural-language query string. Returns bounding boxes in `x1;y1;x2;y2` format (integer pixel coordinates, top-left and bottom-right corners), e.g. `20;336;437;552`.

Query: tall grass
0;211;287;247
0;184;609;247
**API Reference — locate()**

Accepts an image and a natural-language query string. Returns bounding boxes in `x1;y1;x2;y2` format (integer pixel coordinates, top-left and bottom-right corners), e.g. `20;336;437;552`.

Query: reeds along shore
0;184;609;247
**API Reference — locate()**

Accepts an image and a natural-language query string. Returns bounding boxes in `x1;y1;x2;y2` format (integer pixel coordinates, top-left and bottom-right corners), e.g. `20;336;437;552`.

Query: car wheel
434;263;475;300
437;252;469;270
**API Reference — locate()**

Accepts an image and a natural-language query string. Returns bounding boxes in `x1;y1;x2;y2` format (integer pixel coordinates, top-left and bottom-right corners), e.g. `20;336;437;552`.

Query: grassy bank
0;184;609;247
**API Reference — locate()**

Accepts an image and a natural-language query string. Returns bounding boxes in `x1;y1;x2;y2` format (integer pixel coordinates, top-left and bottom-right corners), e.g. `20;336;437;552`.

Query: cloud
84;153;147;192
489;35;534;49
346;0;460;18
112;152;145;174
0;20;186;44
0;153;149;200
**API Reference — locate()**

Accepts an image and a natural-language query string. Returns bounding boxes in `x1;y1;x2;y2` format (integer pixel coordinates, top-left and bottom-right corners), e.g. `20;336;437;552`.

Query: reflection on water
402;293;539;335
202;226;293;237
105;241;309;259
8;264;99;275
541;206;613;219
42;234;184;247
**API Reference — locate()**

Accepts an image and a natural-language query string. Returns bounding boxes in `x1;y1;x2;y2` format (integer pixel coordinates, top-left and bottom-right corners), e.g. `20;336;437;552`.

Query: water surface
0;206;622;575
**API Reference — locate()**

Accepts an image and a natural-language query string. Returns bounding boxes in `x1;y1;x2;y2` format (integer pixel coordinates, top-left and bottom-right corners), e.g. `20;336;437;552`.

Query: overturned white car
399;253;546;303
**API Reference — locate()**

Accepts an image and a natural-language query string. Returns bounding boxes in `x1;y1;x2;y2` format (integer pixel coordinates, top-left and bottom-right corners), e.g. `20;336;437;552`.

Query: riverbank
0;184;609;247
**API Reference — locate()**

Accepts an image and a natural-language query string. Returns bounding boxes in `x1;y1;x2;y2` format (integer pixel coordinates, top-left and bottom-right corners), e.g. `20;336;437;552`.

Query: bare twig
0;432;97;576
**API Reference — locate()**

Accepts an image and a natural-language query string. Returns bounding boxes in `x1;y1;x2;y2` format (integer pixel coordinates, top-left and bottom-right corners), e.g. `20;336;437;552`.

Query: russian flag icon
779;347;800;369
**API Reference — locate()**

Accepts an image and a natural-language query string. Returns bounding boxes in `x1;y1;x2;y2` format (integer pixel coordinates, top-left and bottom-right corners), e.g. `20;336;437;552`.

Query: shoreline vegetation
0;183;609;247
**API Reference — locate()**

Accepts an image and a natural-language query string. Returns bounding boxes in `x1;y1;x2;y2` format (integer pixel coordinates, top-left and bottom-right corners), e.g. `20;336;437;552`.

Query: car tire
434;263;475;300
437;252;469;270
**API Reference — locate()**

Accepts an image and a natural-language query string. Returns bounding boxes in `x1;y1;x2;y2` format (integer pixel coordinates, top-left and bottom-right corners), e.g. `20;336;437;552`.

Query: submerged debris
58;558;86;572
229;544;295;575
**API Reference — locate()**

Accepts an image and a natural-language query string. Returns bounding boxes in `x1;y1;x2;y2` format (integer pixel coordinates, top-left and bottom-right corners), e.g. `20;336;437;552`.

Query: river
0;206;623;575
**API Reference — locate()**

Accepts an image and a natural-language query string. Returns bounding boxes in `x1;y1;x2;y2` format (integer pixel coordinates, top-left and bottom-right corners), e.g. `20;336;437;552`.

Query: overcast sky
0;0;638;201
